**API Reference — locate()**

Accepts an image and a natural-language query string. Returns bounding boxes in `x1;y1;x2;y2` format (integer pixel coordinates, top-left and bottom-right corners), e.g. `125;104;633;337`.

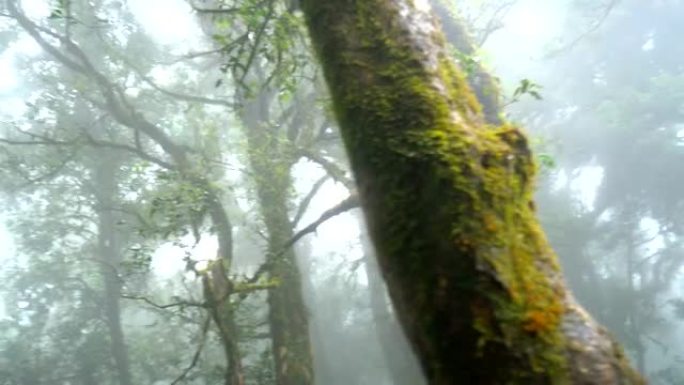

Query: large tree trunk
93;155;133;385
301;1;644;384
241;88;314;385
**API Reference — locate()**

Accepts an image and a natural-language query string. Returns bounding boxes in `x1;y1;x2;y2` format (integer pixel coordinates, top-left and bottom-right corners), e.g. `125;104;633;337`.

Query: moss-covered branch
301;0;644;383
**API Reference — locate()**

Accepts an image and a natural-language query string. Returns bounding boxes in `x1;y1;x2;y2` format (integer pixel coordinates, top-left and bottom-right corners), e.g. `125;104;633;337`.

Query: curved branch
283;194;359;251
81;133;175;170
121;293;207;309
298;148;354;190
292;174;329;226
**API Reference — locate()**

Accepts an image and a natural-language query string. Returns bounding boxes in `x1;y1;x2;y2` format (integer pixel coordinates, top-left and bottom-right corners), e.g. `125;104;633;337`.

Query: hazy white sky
486;0;568;85
128;0;203;46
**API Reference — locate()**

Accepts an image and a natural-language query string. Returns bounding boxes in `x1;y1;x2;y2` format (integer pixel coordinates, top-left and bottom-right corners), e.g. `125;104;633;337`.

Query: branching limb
6;1;189;162
245;262;271;286
282;194;360;251
292;175;329;227
546;0;621;56
475;0;516;46
122;58;235;108
240;194;361;294
81;132;175;170
121;293;207;309
238;0;276;89
297;148;354;190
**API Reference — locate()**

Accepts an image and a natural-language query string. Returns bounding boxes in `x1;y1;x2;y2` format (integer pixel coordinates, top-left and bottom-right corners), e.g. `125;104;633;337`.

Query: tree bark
240;88;314;385
93;155;133;385
301;1;645;384
202;258;245;385
202;190;245;385
429;0;502;125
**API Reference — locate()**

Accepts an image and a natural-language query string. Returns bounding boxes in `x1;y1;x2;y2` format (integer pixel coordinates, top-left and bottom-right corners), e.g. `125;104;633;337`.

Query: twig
476;0;516;46
546;0;620;57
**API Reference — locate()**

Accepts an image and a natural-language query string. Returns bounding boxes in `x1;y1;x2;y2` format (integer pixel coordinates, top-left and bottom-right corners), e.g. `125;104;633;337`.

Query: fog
1;0;683;384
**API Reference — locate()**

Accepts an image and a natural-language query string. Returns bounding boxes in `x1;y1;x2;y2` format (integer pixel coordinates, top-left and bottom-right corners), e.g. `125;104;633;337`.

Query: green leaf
537;153;556;169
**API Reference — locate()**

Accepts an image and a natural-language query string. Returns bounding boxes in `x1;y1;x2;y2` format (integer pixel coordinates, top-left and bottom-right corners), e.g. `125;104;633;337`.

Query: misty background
1;0;683;384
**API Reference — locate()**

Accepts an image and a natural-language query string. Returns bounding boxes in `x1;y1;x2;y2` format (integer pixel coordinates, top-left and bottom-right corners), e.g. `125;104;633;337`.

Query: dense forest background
0;0;682;384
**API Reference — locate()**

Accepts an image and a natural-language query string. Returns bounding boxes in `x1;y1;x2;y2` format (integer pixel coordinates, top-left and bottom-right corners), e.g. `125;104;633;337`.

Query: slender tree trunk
298;255;337;385
361;224;425;385
240;89;314;385
366;256;426;385
93;156;133;385
429;0;502;125
625;227;646;375
203;187;245;385
301;1;644;383
77;359;98;385
203;259;245;385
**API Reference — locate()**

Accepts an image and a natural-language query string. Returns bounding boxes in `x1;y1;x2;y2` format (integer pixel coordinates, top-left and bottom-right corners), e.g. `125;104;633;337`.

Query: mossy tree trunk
301;1;645;384
240;87;314;385
429;0;502;125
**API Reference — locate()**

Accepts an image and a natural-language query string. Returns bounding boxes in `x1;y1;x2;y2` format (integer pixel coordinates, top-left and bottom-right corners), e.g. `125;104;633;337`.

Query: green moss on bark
302;0;643;384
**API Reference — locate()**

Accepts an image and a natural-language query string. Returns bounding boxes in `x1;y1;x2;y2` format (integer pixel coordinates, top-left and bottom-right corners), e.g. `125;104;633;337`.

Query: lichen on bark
301;0;645;384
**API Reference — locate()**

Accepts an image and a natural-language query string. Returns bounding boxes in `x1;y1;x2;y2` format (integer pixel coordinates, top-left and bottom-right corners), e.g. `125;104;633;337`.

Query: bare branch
190;5;241;15
15;152;78;190
173;47;224;60
170;315;212;385
245;262;270;285
238;0;276;89
81;132;175;170
298;148;354;190
121;293;207;309
476;1;516;46
282;194;360;251
7;1;190;162
0;136;75;146
546;0;621;57
6;2;86;73
292;175;329;227
241;194;360;290
120;56;235;108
